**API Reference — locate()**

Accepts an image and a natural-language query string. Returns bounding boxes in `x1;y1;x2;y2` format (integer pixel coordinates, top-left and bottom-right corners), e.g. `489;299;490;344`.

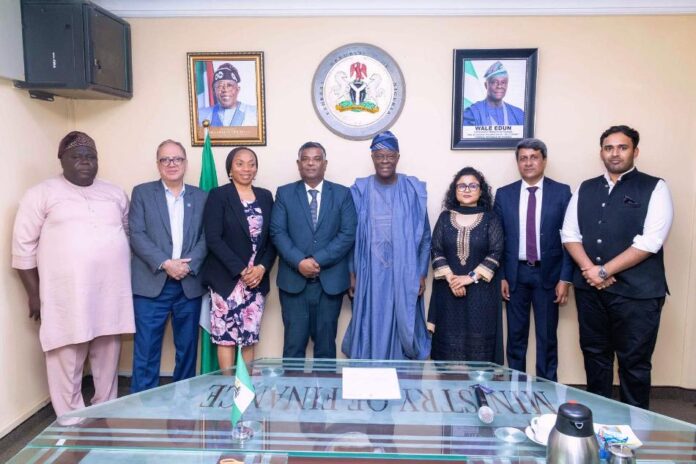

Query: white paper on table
341;367;402;400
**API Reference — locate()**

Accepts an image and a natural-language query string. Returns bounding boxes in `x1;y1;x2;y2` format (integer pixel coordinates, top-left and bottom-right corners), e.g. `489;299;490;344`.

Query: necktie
526;186;539;263
309;189;318;229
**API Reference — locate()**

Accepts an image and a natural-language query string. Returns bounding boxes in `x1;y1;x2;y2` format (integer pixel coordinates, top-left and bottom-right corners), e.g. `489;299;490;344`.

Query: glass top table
10;359;696;463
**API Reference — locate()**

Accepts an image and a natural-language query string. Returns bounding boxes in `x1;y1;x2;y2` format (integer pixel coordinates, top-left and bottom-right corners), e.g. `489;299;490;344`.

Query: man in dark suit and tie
129;139;208;392
493;138;573;381
271;142;357;358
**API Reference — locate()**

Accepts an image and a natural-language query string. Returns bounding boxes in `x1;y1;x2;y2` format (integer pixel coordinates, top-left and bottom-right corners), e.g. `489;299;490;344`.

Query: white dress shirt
305;180;324;219
518;177;543;261
163;181;186;259
560;168;673;254
219;108;235;126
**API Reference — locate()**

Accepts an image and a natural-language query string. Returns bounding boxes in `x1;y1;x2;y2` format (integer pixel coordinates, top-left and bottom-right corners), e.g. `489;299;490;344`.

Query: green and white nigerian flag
463;60;485;109
231;347;255;427
198;129;220;374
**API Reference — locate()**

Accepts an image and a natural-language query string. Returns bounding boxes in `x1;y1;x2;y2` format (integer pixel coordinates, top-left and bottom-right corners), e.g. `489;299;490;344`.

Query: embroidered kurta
12;176;135;352
428;210;504;362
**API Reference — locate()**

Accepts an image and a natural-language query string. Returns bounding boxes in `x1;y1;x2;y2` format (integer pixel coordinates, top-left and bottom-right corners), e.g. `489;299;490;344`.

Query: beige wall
2;14;696;437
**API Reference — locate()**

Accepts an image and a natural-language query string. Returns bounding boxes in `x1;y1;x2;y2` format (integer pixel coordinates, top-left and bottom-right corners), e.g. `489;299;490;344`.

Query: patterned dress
210;200;265;346
428;210;503;362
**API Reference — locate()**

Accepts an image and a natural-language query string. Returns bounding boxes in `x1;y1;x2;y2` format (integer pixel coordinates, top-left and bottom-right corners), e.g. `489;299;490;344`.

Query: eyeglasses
158;157;186;166
372;153;399;162
456;182;481;192
215;81;238;91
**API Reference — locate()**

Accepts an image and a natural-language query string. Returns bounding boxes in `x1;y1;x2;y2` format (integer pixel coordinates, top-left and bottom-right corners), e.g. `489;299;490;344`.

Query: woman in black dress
428;167;503;362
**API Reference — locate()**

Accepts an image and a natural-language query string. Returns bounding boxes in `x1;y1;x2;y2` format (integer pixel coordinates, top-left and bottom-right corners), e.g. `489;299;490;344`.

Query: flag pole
198;120;220;374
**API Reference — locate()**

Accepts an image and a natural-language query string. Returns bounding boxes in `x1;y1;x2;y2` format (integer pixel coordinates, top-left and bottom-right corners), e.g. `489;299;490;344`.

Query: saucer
525;426;546;446
261;366;284;377
495;426;526;444
470;370;494;382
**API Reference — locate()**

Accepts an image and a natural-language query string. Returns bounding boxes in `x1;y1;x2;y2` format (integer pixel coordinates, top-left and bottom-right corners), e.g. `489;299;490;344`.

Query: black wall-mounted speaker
15;0;132;100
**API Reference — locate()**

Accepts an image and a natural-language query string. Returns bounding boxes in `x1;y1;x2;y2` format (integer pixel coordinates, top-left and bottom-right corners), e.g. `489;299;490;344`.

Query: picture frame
451;48;538;150
312;43;406;140
187;52;266;146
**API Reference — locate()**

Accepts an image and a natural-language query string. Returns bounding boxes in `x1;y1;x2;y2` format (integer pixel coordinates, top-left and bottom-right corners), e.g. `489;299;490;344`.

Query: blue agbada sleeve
391;176;431;360
418;212;431;278
463;104;480;126
342;178;370;358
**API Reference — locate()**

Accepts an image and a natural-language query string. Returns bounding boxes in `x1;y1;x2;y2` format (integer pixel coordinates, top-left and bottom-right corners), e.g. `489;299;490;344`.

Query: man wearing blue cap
198;63;257;127
342;131;432;360
463;61;525;127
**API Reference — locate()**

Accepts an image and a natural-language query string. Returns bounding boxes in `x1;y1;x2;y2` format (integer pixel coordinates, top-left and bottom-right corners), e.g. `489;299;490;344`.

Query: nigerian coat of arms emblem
312;43;405;140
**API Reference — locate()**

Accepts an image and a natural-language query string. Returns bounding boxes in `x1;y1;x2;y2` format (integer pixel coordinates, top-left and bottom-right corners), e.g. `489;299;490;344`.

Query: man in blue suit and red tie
493;138;573;381
271;142;357;358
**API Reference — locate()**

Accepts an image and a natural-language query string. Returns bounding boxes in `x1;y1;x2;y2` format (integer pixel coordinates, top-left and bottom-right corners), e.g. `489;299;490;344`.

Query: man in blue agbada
463;61;525;126
342;131;432;360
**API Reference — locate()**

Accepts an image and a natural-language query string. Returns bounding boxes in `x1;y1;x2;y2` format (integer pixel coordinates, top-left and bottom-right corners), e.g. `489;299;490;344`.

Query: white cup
530;413;556;444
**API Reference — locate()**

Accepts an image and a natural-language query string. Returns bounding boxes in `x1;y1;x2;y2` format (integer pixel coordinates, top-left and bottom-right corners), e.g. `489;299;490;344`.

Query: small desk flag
231;346;255;427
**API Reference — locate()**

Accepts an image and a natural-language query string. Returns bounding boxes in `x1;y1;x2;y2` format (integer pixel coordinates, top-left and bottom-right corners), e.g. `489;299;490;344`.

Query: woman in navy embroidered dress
428;167;503;362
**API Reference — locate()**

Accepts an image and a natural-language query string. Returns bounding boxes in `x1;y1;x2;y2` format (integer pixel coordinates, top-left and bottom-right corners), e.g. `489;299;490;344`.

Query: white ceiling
92;0;696;18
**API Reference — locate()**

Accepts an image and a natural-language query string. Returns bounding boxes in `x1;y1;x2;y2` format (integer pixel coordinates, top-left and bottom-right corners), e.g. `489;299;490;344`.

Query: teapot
546;402;599;464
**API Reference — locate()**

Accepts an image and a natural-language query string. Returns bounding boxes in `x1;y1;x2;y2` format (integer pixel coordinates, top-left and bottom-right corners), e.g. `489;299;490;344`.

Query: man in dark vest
561;125;673;409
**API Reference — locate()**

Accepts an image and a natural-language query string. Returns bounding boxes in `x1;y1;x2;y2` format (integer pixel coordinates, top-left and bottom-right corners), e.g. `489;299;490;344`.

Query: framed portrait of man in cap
451;49;538;149
187;52;266;146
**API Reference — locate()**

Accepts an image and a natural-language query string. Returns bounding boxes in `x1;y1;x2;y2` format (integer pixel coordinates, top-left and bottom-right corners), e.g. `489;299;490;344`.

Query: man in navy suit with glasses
494;138;573;381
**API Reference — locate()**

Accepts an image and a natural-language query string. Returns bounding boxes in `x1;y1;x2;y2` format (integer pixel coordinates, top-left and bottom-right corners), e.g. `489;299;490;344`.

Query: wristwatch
598;266;609;280
467;271;479;284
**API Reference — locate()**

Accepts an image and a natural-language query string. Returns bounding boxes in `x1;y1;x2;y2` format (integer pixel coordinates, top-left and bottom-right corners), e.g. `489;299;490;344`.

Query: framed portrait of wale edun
187;51;266;146
451;48;538;150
